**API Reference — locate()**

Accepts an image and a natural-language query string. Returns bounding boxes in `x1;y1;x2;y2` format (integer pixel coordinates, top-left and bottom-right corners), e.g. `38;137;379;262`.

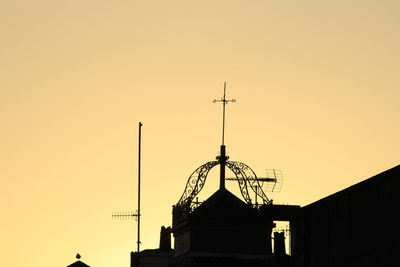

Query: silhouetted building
128;87;399;266
131;226;173;267
67;261;90;267
131;143;295;267
291;165;400;267
67;254;90;267
171;188;276;267
131;164;400;267
167;143;296;267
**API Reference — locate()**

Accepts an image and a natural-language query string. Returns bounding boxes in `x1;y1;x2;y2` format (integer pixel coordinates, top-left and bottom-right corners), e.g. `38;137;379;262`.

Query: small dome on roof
67;254;90;267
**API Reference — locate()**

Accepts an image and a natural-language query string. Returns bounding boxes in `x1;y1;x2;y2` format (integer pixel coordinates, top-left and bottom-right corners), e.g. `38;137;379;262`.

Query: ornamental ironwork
174;155;274;215
173;84;281;221
176;160;219;207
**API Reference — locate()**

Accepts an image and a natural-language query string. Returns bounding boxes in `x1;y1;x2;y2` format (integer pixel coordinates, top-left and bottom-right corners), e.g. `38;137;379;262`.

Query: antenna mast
137;122;142;265
112;122;143;267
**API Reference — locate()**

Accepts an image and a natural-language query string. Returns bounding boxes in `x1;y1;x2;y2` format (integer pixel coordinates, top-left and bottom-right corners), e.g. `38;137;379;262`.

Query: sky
1;0;399;266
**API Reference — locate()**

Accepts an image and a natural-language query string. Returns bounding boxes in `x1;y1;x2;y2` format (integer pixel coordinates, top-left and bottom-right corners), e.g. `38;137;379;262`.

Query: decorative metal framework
177;161;219;206
174;84;277;221
175;159;273;214
226;161;271;205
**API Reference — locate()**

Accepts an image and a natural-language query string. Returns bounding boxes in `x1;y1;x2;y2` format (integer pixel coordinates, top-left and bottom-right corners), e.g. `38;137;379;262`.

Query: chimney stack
274;232;286;255
159;226;172;251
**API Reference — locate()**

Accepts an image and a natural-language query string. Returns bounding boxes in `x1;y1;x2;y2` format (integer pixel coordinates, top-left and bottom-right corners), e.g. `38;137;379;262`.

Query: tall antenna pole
137;122;142;266
111;123;143;267
213;82;236;189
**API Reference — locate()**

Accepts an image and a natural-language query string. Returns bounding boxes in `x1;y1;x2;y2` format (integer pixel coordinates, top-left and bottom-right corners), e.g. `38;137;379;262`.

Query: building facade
292;165;400;267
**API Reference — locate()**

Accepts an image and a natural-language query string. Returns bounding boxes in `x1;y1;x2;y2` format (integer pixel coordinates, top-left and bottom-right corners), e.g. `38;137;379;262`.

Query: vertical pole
255;185;258;207
219;145;226;189
137;122;142;267
222;82;226;146
220;82;227;190
213;81;235;191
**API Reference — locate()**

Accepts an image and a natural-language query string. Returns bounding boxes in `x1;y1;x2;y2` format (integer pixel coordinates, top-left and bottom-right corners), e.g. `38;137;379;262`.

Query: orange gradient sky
1;1;399;266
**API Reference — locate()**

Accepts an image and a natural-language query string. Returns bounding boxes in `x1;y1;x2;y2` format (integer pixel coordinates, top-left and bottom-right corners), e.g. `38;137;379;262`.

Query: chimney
159;226;171;251
274;232;286;255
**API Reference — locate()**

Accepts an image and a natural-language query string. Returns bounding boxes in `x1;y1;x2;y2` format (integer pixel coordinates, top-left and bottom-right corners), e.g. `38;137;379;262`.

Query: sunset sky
1;1;399;266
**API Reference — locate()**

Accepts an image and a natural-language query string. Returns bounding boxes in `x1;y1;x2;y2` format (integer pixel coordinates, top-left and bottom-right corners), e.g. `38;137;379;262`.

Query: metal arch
177;161;219;206
225;161;252;204
227;161;271;204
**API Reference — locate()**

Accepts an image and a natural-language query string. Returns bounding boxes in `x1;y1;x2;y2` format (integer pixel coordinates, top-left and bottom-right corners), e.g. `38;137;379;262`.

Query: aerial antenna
137;122;142;265
226;168;283;205
264;169;283;193
112;122;142;266
226;169;283;192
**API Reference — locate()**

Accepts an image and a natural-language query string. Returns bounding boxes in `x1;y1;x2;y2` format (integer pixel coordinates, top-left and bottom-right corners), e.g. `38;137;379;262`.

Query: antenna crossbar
111;122;143;267
226;177;277;182
112;211;140;220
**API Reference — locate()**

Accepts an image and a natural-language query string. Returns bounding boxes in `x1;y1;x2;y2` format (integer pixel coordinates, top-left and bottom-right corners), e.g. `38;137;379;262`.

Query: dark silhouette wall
171;189;276;267
131;164;400;267
292;165;400;267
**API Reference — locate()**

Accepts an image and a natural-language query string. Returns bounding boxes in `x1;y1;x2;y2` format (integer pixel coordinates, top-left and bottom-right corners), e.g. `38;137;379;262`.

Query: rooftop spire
213;82;236;189
213;82;236;146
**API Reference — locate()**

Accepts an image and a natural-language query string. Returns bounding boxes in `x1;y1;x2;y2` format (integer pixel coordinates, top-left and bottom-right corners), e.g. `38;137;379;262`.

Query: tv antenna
226;168;283;205
112;122;142;266
264;169;283;192
227;169;283;192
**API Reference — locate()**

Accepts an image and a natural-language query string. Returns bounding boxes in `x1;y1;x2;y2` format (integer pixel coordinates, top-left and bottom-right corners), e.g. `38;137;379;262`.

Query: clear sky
1;1;399;266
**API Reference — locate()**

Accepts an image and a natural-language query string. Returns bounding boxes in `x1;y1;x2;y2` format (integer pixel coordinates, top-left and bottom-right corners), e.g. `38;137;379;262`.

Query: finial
76;253;81;260
213;82;236;189
213;82;236;146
